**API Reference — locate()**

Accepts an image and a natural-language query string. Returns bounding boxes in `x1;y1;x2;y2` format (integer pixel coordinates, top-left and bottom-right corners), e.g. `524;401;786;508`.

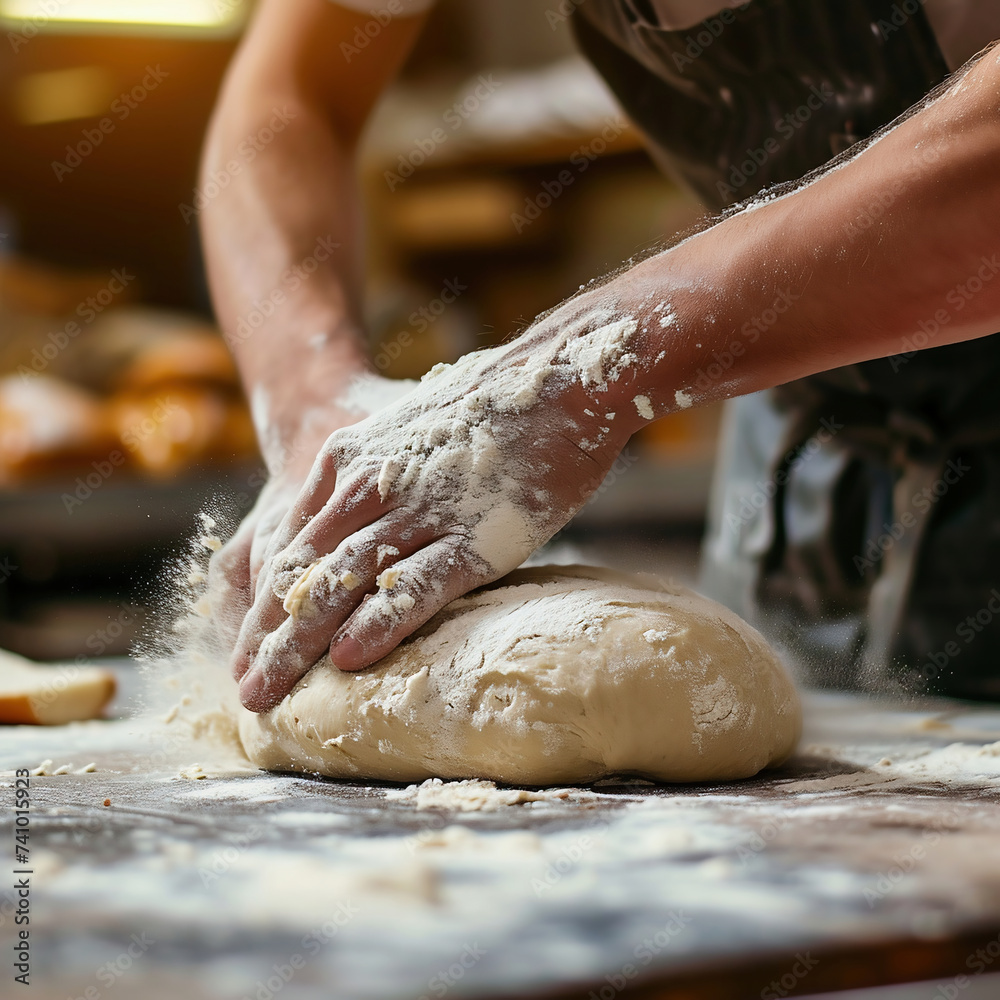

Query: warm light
13;66;116;124
0;0;248;35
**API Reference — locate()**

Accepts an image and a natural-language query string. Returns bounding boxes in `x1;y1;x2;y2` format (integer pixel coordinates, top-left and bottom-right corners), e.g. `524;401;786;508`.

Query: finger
235;513;438;711
261;464;394;605
279;460;400;571
249;451;339;594
328;537;487;673
207;525;254;662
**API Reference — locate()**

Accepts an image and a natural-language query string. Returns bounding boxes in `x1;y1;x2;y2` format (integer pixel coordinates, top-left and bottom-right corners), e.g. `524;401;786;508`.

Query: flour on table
386;778;574;812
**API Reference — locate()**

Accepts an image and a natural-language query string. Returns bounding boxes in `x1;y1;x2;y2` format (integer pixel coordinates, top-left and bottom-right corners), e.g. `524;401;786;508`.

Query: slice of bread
0;648;116;725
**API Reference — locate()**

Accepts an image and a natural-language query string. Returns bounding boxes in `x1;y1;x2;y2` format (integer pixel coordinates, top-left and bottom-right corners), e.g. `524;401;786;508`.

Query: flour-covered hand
234;302;648;712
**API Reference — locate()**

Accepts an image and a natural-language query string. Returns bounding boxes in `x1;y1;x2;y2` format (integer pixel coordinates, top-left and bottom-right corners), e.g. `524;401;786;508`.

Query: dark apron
573;0;1000;698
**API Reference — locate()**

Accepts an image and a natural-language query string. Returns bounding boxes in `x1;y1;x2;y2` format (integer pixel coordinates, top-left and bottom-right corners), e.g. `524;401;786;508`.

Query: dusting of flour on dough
239;565;801;785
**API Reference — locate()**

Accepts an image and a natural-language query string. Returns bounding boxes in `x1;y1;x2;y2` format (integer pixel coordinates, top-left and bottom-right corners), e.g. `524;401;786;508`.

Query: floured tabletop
3;664;1000;1000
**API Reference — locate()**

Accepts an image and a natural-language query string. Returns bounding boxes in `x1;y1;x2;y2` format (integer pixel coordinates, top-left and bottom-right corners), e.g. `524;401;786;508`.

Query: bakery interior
2;3;1000;1000
0;0;710;665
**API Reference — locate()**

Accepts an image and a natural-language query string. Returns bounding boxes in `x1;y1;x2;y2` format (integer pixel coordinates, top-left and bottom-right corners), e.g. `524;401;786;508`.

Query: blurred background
0;0;718;662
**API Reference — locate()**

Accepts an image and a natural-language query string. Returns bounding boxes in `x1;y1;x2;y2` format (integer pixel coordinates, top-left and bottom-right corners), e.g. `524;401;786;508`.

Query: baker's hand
208;376;415;658
233;304;644;712
207;472;303;655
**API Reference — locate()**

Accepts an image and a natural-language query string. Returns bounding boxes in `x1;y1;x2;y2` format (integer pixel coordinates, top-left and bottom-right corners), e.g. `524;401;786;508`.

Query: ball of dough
238;566;801;785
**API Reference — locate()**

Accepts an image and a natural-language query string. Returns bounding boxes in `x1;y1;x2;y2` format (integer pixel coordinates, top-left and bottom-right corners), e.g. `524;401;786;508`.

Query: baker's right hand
208;375;414;657
230;300;651;712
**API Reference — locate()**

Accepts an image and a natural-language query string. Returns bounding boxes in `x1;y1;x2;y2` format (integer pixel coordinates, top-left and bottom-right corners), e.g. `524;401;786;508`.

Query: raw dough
238;566;801;785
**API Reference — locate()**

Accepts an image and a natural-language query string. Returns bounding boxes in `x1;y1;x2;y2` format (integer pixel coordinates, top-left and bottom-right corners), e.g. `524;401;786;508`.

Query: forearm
200;80;371;474
591;44;1000;430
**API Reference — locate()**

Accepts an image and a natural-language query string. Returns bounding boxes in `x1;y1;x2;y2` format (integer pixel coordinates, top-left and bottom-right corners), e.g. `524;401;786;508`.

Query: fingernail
330;634;365;671
239;668;263;706
231;652;252;682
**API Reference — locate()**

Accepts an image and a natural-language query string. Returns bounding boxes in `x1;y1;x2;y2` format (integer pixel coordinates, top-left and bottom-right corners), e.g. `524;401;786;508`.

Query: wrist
598;207;810;426
244;338;374;477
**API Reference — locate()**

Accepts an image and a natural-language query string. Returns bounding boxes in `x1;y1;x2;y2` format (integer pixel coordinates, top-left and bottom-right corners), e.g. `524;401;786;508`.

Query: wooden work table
3;671;1000;1000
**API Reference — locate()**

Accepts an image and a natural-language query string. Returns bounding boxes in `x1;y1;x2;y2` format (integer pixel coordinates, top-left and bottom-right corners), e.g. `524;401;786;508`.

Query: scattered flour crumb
385;778;573;812
340;571;361;590
674;389;693;409
632;395;654;420
28;760;96;776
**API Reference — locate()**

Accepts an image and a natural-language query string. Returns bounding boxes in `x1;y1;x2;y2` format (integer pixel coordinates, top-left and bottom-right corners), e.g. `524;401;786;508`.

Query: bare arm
201;0;428;650
232;39;1000;712
200;0;429;476
611;44;1000;421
